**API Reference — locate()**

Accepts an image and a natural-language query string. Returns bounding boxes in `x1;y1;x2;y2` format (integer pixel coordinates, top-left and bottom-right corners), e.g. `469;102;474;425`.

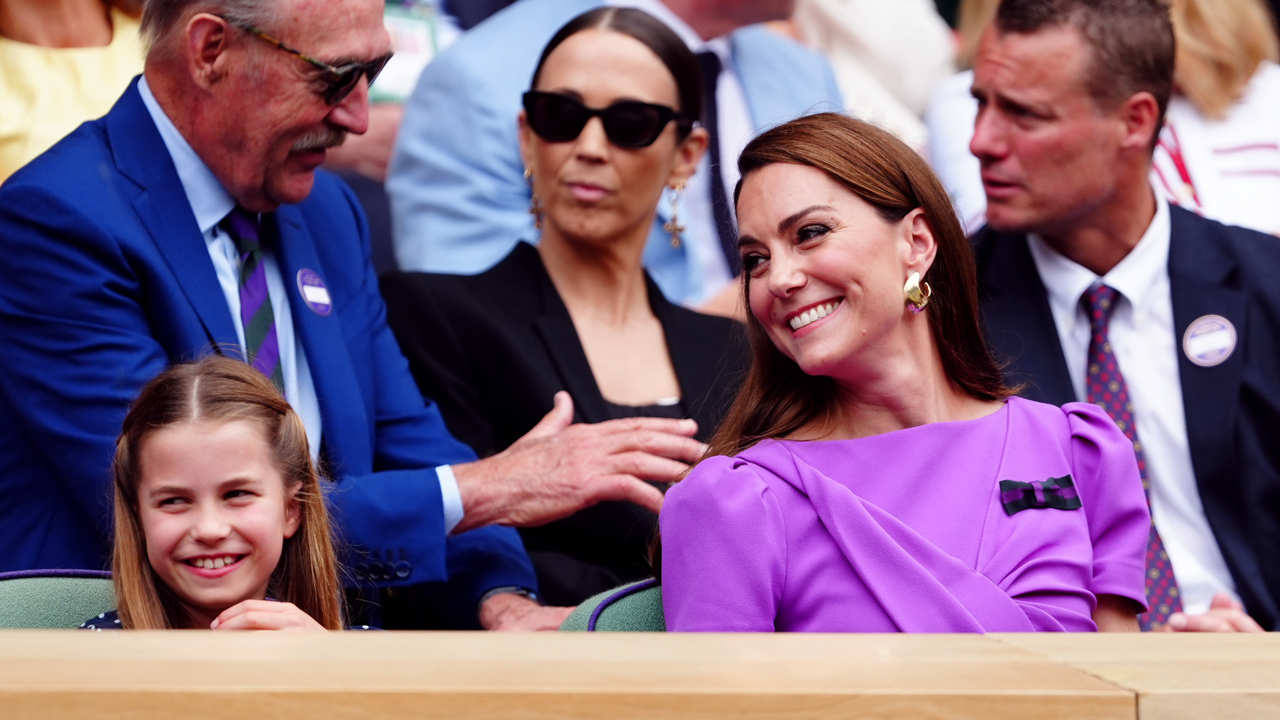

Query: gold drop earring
663;181;687;248
904;271;932;312
524;166;543;230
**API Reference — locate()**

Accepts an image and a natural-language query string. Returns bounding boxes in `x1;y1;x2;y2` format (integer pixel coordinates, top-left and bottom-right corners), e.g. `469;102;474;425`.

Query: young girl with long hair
85;355;342;630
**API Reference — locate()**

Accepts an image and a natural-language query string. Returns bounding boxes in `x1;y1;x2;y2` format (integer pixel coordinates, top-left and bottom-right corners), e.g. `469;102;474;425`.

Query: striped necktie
1082;283;1182;629
220;208;284;391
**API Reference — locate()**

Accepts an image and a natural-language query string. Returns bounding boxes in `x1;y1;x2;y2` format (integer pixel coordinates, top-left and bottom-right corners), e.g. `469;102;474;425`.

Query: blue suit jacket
387;0;844;304
0;82;535;615
974;206;1280;630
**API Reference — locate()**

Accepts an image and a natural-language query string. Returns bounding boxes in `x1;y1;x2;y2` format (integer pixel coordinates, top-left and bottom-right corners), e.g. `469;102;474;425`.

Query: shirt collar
611;0;733;60
137;75;236;236
1027;186;1170;313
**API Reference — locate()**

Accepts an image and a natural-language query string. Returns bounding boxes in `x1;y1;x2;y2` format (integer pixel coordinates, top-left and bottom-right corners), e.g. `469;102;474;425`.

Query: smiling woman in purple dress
659;113;1151;632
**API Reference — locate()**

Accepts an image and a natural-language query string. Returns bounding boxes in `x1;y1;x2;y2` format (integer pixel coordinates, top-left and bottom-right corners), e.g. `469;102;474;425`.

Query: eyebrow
776;205;834;236
973;85;1052;116
738;205;835;247
146;484;189;499
145;477;260;498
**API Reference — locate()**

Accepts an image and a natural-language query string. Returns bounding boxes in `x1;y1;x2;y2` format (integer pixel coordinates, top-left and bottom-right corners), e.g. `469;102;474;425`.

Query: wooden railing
0;631;1276;718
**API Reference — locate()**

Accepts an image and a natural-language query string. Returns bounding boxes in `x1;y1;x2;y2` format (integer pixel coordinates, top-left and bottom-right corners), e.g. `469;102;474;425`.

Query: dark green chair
560;578;665;631
0;569;115;628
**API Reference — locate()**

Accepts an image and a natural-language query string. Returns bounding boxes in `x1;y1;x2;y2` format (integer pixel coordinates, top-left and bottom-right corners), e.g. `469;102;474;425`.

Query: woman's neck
0;0;113;47
538;229;651;326
802;321;998;440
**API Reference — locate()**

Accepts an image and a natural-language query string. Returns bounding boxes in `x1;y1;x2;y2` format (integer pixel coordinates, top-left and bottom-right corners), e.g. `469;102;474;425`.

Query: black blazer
974;206;1280;629
382;242;748;605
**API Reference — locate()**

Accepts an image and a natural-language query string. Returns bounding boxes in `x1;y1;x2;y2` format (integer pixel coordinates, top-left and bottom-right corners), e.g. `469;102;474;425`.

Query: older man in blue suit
388;0;843;309
970;0;1278;632
0;0;704;630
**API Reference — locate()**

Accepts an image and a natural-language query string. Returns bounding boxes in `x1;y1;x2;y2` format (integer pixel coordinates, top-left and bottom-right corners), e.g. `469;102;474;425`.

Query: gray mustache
292;128;347;153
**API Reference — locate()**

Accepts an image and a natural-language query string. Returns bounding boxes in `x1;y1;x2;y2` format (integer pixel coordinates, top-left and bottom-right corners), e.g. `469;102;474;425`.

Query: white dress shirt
1027;192;1239;614
136;77;462;531
616;0;751;299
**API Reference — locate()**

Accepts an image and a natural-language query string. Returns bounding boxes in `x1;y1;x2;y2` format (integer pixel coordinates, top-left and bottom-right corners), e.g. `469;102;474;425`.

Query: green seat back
560;578;665;631
0;571;116;628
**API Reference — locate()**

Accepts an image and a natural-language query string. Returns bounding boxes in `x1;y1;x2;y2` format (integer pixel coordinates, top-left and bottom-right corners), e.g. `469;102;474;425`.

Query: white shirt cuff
436;464;464;533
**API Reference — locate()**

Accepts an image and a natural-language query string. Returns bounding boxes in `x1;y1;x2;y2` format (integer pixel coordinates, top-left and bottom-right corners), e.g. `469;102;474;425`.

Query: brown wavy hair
713;113;1012;458
111;355;342;629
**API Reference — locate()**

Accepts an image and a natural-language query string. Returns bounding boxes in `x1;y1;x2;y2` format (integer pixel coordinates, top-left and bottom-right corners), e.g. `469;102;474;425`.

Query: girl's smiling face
136;419;300;628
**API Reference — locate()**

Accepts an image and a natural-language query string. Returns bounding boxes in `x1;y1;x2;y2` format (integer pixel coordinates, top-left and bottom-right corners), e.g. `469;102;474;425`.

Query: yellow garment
0;8;143;183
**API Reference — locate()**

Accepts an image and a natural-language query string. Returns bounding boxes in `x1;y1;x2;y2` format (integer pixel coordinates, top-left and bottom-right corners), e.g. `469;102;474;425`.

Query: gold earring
524;167;543;230
663;181;687;248
904;271;932;312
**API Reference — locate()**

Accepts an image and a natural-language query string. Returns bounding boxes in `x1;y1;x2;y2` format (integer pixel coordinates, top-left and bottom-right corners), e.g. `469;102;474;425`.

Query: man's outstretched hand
452;392;706;532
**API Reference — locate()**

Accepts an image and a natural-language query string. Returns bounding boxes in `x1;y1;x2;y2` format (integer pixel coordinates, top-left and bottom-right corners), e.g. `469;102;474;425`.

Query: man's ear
1118;91;1160;151
902;208;938;275
184;13;233;91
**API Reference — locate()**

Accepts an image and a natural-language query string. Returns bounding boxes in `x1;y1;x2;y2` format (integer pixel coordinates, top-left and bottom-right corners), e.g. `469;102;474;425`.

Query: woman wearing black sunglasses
382;7;747;608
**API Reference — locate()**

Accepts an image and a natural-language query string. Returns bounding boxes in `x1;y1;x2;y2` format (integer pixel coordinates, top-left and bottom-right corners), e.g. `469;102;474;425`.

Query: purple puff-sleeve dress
659;398;1150;632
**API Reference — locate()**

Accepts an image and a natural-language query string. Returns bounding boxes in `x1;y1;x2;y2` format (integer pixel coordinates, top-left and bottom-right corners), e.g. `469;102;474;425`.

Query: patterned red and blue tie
220;208;283;391
1082;283;1182;629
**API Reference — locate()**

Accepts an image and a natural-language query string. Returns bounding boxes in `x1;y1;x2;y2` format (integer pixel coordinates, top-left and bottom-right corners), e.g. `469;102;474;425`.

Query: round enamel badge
296;269;333;316
1181;314;1235;368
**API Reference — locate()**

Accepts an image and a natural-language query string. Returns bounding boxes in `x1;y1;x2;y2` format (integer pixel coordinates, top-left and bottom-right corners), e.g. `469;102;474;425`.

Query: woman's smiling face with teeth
737;162;920;380
137;419;300;627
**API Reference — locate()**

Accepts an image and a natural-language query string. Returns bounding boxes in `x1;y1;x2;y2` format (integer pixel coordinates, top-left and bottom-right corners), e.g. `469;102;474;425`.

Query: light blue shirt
136;77;462;531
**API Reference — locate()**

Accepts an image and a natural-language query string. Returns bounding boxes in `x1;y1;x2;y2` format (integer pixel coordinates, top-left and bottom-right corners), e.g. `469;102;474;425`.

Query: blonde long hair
1170;0;1279;119
111;355;342;629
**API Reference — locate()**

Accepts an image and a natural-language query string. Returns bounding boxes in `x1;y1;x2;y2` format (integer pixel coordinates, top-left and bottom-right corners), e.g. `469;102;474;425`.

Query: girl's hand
210;599;326;631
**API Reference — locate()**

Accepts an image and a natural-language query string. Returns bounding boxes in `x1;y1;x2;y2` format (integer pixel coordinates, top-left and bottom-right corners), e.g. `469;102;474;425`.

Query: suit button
394;561;411;579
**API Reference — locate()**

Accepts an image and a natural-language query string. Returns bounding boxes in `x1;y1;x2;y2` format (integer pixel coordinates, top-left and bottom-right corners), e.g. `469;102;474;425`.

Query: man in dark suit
0;0;704;630
969;0;1277;631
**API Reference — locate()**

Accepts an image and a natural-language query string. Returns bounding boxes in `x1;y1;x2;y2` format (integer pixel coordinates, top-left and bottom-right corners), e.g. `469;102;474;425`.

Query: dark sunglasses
223;17;393;105
522;90;692;149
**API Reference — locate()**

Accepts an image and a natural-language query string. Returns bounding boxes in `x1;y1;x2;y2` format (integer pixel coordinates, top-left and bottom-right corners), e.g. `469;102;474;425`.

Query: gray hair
140;0;277;51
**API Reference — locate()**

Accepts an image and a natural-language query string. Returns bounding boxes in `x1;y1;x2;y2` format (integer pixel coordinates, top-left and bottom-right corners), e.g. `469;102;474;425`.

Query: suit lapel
648;278;719;430
976;232;1076;404
1164;209;1279;621
526;251;608;424
1167;209;1245;515
273;205;372;465
107;82;238;350
729;29;786;131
